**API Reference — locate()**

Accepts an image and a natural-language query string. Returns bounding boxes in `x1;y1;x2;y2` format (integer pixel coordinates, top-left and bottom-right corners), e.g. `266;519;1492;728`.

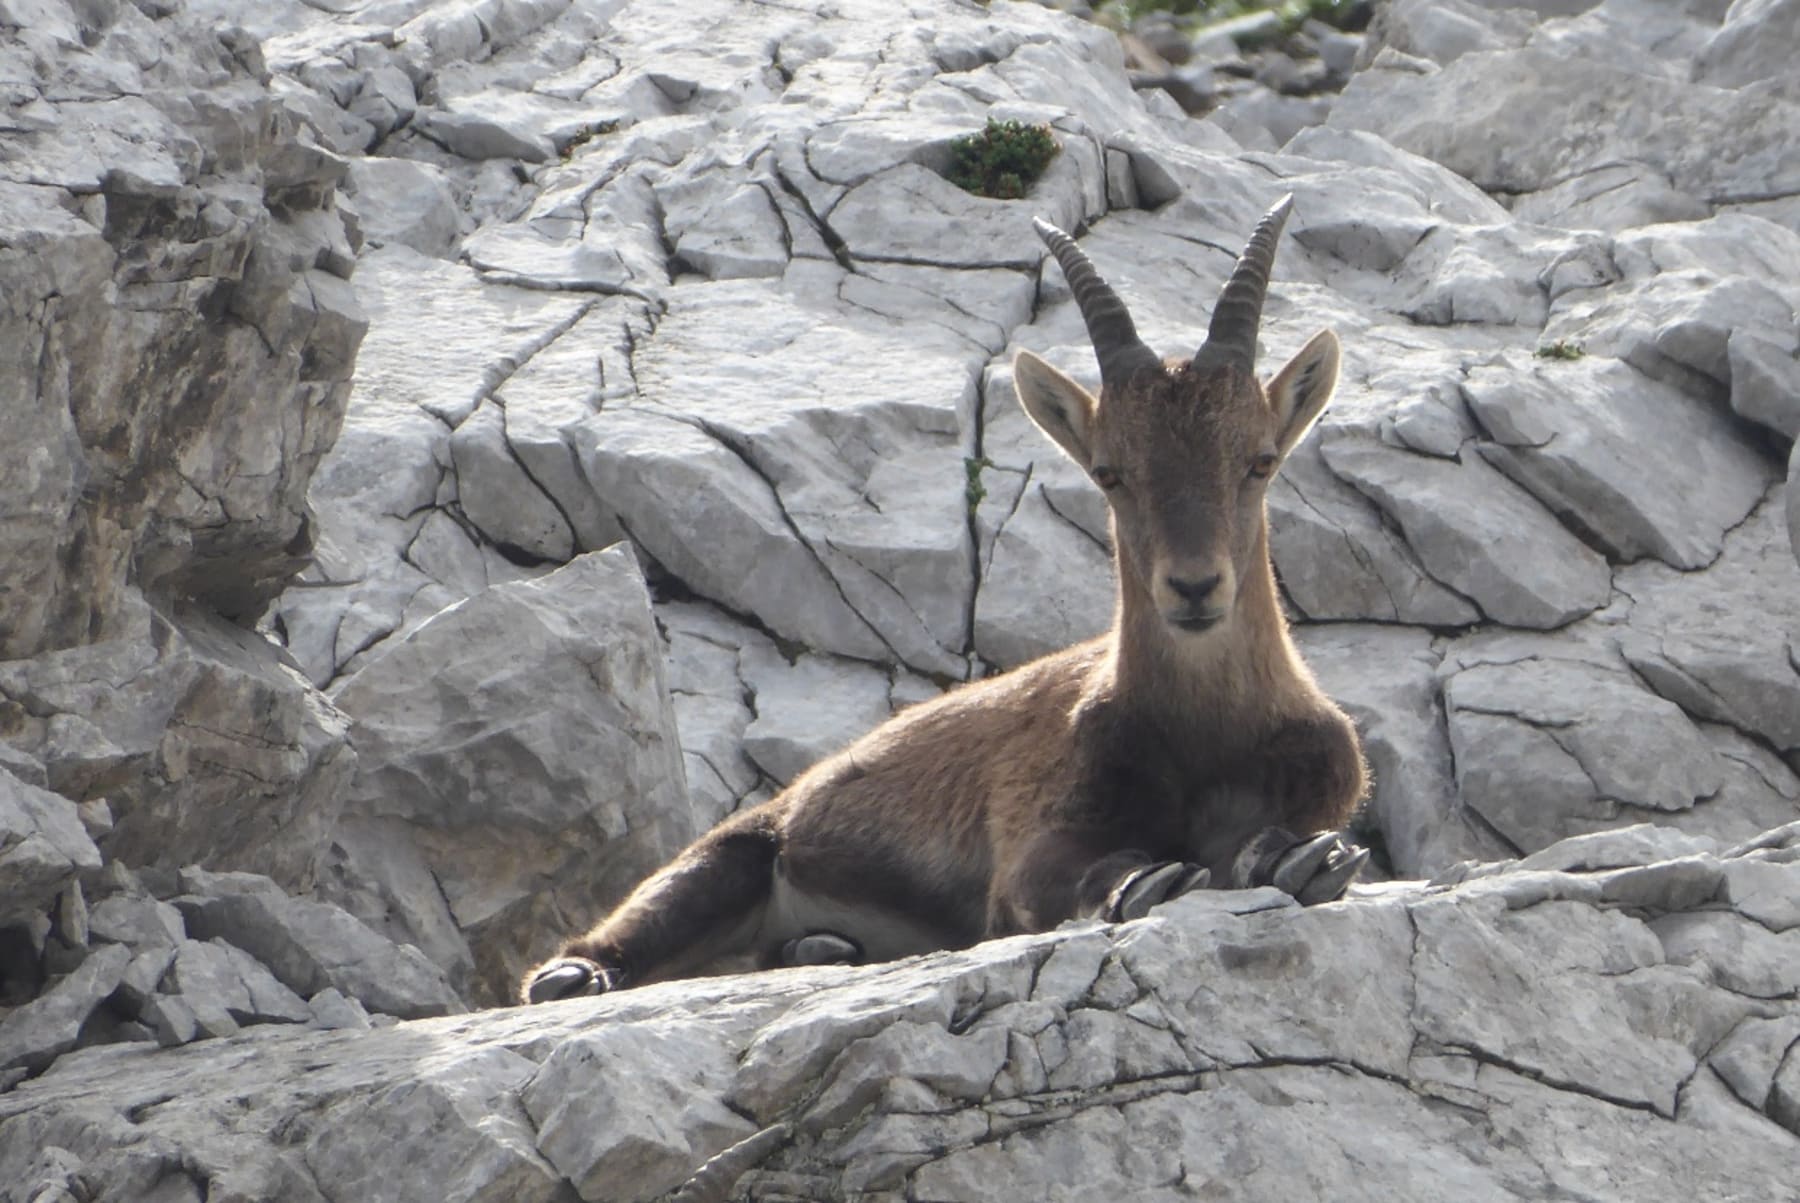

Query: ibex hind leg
521;808;782;1004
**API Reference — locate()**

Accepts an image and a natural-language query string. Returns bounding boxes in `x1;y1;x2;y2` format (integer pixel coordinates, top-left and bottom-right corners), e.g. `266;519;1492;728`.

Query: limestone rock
1463;353;1773;569
175;869;464;1020
1329;45;1800;223
1616;501;1800;759
0;0;364;660
0;944;131;1075
327;547;692;1005
0;769;101;927
1319;431;1611;628
3;831;1798;1200
0;606;354;891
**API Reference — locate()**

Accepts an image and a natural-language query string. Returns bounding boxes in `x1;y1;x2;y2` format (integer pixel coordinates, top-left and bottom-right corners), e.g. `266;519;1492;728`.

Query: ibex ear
1014;348;1098;466
1266;328;1339;459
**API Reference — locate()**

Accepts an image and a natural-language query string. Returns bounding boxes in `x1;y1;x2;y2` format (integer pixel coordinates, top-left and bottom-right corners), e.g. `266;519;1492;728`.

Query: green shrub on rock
945;119;1060;200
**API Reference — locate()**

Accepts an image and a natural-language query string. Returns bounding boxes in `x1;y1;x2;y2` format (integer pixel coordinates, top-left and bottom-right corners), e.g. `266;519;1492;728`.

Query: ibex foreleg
521;808;781;1004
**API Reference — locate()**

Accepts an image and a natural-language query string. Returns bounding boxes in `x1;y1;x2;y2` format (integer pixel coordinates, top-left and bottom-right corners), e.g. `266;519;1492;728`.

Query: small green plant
964;455;994;510
946;119;1060;201
1534;338;1586;361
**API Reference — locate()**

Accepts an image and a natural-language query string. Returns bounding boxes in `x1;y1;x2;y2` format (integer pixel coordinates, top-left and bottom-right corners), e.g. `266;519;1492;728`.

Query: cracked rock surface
240;0;1795;886
4;827;1798;1200
1;0;1799;1196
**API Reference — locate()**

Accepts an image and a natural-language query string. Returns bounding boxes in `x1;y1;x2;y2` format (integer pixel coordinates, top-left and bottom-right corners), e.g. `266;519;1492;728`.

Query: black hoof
1104;860;1212;922
780;932;863;967
523;957;623;1004
1234;828;1368;905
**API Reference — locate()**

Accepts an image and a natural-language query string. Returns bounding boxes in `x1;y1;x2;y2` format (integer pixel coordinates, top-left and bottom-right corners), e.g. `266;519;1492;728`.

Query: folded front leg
1231;826;1369;905
989;830;1209;934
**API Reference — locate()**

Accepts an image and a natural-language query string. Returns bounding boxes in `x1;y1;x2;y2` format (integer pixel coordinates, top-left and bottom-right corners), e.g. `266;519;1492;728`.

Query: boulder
0;606;354;890
0;769;101;928
326;547;692;1005
175;868;464;1020
0;1;364;660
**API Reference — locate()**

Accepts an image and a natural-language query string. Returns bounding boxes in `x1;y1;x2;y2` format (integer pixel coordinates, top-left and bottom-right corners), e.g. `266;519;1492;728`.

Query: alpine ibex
523;195;1369;1004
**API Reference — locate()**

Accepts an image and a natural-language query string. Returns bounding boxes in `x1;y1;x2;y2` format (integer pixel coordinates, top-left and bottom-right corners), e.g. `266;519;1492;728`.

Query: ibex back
524;195;1369;1004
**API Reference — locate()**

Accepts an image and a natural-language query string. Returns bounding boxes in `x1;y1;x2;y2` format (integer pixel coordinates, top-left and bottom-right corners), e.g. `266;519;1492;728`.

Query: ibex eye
1092;465;1122;490
1247;453;1277;480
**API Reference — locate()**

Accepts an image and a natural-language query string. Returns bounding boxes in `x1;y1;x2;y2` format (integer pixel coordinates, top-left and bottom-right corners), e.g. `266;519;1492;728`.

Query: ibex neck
1104;523;1295;748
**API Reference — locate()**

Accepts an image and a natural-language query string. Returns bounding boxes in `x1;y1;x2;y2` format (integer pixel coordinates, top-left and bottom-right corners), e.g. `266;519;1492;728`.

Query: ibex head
1013;196;1339;639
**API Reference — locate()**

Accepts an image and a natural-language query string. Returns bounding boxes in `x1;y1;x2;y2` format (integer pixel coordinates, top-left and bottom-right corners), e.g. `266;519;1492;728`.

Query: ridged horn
1194;193;1294;373
1033;217;1163;388
668;1123;791;1203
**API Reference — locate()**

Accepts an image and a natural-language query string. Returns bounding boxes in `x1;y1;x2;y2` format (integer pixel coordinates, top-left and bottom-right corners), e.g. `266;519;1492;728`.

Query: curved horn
1194;193;1294;372
1033;218;1162;388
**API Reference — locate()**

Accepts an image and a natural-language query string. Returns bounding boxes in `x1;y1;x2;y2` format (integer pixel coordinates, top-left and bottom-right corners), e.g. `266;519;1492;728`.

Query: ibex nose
1165;573;1222;606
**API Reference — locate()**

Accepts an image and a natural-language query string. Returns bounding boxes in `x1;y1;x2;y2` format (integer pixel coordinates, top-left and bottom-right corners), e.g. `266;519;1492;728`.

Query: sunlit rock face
0;0;1797;1197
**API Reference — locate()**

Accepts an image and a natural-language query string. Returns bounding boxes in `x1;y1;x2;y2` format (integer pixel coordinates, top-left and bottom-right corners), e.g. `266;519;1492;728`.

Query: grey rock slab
0;607;352;892
1328;45;1800;204
1617;499;1800;756
0;943;130;1074
303;1044;568;1203
1694;0;1800;88
1514;824;1720;875
0;5;364;656
166;939;313;1027
828;162;1083;270
0;768;101;927
2;842;1798;1201
1284;125;1513;226
1442;655;1726;855
739;645;895;788
307;987;372;1031
522;1019;758;1202
1296;624;1509;877
972;480;1116;668
666;179;789;280
1721;857;1800;931
411;91;574;163
342;245;593;433
117;946;178;1013
329;546;691;1006
1363;0;1535;66
659;601;771;828
143;993;202;1049
1710;1013;1800;1115
177;883;464;1020
580;265;983;678
1269;436;1483;626
1545;271;1800;441
491;299;645;553
1320;430;1611;628
1726;327;1800;443
970;355;1115;669
1778;439;1792;572
343;156;465;257
1651;909;1800;999
1411;892;1739;1116
448;399;576;562
1464;353;1775;569
1117;893;1419;1076
1508;161;1713;231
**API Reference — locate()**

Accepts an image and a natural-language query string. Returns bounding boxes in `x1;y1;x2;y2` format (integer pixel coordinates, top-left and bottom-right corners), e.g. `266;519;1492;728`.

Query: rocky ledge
5;823;1799;1201
1;0;1797;1198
